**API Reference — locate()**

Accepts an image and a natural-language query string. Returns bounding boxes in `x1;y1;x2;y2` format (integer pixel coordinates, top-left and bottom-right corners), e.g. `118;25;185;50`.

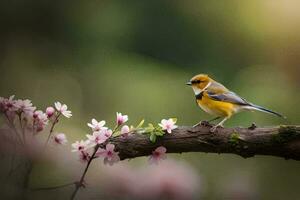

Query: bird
186;74;285;132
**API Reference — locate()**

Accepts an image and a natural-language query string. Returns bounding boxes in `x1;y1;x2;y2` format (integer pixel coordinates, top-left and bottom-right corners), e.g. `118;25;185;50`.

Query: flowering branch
109;123;300;161
70;122;123;200
2;94;299;200
0;95;72;192
67;117;300;199
69;147;98;199
44;113;60;149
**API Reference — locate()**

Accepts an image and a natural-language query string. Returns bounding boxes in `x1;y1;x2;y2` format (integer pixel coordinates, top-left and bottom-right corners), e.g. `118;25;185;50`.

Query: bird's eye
192;80;202;84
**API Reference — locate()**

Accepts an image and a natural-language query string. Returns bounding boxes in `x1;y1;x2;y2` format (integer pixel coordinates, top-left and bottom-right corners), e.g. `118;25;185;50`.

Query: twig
70;124;120;200
18;113;26;144
4;113;23;145
44;113;61;150
31;182;75;191
70;147;98;200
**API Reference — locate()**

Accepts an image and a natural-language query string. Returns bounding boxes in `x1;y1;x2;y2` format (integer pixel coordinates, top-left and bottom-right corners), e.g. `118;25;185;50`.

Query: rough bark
110;124;300;161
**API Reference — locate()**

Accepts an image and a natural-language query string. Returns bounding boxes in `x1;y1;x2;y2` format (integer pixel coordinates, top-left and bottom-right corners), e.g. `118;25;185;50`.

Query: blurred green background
1;0;300;199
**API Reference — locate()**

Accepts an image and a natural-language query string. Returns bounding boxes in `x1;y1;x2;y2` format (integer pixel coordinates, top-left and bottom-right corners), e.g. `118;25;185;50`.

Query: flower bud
116;112;128;125
46;106;55;118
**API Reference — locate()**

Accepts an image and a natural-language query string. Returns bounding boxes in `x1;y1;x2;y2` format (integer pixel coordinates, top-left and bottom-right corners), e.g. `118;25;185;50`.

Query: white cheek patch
192;87;202;95
192;82;211;95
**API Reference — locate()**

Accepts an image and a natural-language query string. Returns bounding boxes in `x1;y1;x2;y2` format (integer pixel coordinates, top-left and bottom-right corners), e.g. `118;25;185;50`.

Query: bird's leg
208;116;221;123
210;117;228;132
248;122;257;130
193;121;203;127
193;116;221;127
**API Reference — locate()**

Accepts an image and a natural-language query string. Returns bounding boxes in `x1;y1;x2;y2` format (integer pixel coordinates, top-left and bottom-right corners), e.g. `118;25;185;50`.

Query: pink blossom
78;151;91;163
86;129;112;146
0;97;7;112
32;110;44;119
35;110;48;120
116;112;128;125
96;143;120;166
120;125;130;138
71;140;90;152
8;95;14;101
0;95;16;112
29;110;43;119
149;146;167;164
14;99;36;114
46;106;55;118
32;110;49;132
2;96;17;120
87;119;107;132
102;128;113;138
54;102;72;118
159;118;178;134
54;133;68;145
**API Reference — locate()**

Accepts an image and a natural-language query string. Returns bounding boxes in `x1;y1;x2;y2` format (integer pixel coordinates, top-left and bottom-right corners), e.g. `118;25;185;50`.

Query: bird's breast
196;95;236;117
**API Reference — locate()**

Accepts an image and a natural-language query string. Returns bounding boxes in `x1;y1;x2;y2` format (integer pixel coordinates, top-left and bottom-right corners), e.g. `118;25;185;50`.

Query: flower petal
54;102;61;110
106;143;115;151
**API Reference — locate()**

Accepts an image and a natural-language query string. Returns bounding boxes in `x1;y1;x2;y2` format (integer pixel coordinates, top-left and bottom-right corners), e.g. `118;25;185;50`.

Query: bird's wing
209;81;229;93
206;91;250;105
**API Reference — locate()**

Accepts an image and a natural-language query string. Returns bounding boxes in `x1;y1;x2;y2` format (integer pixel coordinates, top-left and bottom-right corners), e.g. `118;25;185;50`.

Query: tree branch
110;124;300;161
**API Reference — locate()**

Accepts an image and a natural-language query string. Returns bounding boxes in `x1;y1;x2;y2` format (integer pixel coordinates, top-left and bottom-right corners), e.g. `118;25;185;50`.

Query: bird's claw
210;125;223;133
193;120;211;128
200;120;211;126
248;123;257;130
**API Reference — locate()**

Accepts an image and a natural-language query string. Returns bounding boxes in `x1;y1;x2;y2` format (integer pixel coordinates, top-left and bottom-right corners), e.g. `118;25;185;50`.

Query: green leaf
112;131;121;137
155;130;164;136
145;123;155;133
156;126;162;131
136;119;145;128
150;133;157;143
148;123;154;129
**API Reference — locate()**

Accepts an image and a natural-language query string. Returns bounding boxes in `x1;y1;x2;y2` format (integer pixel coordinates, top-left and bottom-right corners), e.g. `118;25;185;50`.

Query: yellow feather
197;92;236;117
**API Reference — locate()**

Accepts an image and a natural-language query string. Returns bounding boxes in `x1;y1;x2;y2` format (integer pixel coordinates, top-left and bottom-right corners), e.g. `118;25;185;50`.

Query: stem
4;113;23;145
7;162;23;178
7;139;17;177
70;124;121;200
19;113;26;144
25;112;61;192
31;182;75;191
44;113;61;149
23;160;33;189
70;146;99;200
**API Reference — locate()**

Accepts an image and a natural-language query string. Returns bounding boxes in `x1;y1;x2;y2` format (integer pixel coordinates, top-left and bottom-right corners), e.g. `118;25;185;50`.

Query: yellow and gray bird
186;74;285;132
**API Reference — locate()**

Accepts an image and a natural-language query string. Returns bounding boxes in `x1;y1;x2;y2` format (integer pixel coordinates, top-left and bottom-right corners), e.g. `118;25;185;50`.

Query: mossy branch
110;124;300;161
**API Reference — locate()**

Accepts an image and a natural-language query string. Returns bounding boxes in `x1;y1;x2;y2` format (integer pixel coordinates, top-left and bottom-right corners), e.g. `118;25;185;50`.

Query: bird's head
186;74;212;95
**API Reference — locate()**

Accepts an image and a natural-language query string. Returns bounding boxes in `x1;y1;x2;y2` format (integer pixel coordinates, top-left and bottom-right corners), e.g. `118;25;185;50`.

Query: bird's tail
243;104;286;118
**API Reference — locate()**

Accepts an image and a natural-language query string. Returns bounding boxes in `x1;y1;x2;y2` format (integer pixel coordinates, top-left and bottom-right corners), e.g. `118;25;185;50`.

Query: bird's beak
186;81;192;86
